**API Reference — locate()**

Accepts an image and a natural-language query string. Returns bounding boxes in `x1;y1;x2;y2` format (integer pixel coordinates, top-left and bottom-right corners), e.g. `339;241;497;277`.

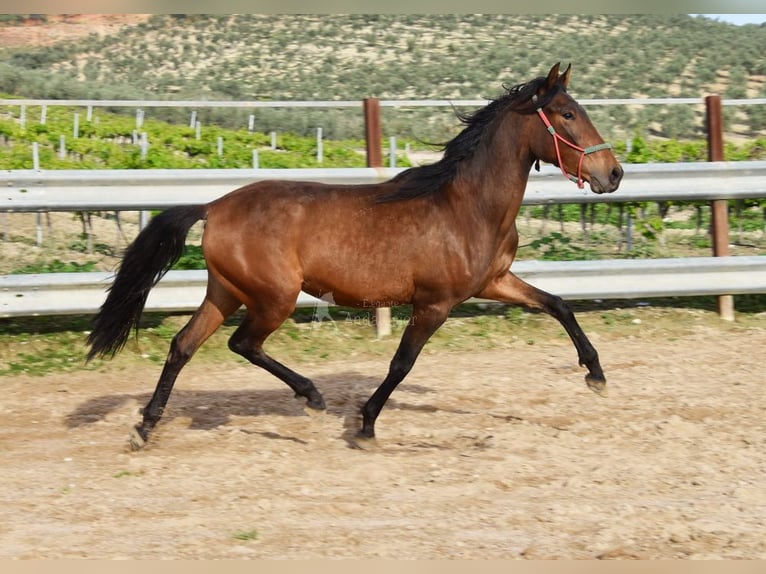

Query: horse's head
530;63;623;194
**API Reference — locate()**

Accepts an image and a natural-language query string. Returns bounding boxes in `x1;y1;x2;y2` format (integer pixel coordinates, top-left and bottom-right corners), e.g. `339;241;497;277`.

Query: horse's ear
545;62;561;90
559;63;571;88
535;63;562;102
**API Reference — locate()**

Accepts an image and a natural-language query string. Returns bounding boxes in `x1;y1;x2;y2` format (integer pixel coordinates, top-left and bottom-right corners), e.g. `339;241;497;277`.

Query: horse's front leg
476;271;606;394
360;302;451;438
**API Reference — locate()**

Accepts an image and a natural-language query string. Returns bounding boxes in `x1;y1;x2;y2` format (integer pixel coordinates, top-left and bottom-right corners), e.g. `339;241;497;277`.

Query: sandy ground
1;322;765;559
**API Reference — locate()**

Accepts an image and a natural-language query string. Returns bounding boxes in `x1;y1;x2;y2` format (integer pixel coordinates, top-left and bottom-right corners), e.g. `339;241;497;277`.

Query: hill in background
0;14;764;141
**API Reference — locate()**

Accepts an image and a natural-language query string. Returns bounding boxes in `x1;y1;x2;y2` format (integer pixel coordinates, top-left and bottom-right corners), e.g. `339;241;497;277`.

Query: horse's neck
452;127;533;232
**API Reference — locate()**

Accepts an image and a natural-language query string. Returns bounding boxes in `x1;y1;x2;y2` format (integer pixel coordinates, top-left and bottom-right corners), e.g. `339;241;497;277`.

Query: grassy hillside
0;14;764;140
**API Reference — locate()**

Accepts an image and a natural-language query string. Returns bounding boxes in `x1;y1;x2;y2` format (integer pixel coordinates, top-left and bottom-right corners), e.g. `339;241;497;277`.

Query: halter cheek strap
535;107;613;189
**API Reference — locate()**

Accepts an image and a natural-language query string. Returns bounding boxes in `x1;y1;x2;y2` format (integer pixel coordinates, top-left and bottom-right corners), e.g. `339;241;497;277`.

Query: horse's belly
301;263;415;308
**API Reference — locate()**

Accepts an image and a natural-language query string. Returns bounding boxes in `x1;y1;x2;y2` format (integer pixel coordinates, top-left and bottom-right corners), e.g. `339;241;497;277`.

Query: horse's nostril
610;166;624;184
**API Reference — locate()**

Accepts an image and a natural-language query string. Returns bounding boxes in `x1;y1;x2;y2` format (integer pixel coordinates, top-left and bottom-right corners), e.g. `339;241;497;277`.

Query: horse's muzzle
590;165;623;194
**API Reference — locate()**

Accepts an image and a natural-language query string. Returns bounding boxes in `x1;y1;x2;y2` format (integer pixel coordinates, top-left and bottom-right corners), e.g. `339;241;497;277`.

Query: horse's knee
544;293;571;318
168;333;194;364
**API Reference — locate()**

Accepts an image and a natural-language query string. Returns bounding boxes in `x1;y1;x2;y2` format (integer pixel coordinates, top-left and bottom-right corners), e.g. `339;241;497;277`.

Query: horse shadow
65;371;442;446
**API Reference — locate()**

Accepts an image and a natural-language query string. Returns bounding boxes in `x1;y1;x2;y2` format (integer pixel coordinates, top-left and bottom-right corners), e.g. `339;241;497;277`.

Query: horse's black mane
377;74;561;203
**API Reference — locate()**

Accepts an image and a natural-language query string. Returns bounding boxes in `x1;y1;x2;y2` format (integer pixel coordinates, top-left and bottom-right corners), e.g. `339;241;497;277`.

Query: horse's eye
562;112;575;120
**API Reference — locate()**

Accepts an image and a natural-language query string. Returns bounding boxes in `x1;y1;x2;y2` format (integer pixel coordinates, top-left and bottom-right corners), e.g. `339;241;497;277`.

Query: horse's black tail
86;204;206;361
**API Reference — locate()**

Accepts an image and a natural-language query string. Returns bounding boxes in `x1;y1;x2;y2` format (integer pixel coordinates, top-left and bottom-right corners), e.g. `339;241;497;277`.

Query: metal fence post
363;98;392;337
705;94;734;321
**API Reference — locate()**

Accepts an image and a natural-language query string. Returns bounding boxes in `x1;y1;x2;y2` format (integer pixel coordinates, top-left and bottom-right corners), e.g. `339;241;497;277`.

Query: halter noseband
534;106;613;189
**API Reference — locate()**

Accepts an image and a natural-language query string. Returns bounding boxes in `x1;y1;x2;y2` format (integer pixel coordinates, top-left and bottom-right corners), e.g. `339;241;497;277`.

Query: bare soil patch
0;15;150;49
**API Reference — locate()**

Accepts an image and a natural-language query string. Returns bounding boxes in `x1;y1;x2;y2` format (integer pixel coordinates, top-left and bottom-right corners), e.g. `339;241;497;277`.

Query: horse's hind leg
477;271;606;394
228;308;326;410
132;286;241;449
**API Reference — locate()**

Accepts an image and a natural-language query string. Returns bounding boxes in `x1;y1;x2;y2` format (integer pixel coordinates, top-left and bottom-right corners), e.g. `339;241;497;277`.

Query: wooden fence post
705;94;734;321
363;98;392;337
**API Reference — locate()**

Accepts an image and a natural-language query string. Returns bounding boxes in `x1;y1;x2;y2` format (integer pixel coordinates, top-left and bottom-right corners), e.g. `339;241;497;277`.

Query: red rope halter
535;107;613;189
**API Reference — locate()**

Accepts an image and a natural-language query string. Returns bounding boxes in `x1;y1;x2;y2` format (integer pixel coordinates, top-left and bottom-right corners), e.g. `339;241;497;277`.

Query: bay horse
87;63;623;448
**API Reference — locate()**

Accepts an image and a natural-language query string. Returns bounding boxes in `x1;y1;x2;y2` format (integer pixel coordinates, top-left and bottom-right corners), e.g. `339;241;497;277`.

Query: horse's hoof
356;425;376;439
306;394;327;410
350;430;378;450
585;373;608;396
129;425;148;451
303;403;326;418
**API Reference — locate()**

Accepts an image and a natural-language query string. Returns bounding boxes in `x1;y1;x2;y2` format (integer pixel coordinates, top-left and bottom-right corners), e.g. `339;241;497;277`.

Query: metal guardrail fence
3;257;766;319
1;162;765;318
2;161;766;212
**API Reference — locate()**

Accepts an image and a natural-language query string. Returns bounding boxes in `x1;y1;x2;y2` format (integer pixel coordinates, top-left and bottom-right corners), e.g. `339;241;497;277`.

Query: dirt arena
1;318;765;559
